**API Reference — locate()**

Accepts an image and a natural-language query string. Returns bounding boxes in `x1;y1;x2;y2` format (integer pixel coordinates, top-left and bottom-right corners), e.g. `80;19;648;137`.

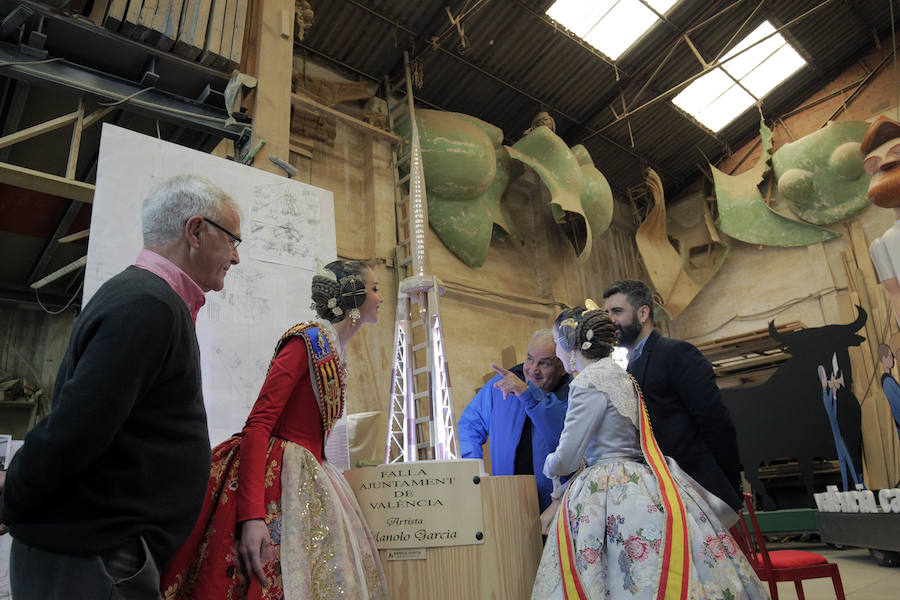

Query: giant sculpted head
862;115;900;209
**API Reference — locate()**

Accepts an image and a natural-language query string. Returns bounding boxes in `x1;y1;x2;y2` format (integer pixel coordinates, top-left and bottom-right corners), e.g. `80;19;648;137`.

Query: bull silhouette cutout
722;307;866;510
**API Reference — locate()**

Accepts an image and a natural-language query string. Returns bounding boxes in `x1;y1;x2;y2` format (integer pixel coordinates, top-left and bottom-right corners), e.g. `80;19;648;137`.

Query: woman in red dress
162;259;389;600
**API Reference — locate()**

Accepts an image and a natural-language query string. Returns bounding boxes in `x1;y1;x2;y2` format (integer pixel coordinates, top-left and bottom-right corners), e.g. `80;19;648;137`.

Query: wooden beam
441;279;561;320
66;98;85;180
248;0;294;174
83;106;115;129
0;162;94;203
30;255;87;290
0;111;79;150
58;229;90;243
0;103;112;155
291;93;400;144
29;200;84;286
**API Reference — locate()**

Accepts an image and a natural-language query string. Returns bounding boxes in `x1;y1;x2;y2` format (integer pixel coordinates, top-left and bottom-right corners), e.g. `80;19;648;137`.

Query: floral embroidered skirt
161;436;388;600
531;460;769;600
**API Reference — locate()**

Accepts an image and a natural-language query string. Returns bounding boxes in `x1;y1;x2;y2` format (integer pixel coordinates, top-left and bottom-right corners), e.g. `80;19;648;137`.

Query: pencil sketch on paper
204;269;272;325
249;183;320;267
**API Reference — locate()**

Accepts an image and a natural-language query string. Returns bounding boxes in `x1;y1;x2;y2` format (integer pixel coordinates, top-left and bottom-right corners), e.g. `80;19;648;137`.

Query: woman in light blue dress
532;304;767;600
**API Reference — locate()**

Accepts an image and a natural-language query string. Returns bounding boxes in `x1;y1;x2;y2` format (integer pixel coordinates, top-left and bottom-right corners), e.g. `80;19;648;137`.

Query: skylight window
671;21;807;132
546;0;678;60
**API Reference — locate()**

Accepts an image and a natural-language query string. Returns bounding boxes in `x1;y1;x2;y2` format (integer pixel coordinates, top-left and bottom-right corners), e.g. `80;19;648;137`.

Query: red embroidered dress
161;321;388;600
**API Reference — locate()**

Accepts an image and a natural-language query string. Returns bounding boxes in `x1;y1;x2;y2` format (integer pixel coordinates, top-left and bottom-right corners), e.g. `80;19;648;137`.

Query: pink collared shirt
135;249;206;323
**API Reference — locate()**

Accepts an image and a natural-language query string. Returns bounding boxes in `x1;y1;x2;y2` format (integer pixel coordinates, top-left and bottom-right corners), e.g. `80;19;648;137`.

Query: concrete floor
759;542;900;599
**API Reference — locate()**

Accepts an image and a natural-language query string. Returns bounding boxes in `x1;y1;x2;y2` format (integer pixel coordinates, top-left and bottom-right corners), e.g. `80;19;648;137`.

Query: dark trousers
10;536;161;600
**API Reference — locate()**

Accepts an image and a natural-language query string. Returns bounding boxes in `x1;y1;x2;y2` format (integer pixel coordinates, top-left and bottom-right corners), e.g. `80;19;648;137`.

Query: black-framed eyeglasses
203;217;242;250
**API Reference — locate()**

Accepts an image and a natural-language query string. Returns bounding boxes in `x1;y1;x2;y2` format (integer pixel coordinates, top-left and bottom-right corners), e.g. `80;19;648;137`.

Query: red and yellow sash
556;375;690;600
270;322;345;438
556;491;588;599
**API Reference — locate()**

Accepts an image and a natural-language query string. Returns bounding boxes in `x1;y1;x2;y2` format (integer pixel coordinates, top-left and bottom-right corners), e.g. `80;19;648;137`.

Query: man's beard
616;314;642;348
869;166;900;208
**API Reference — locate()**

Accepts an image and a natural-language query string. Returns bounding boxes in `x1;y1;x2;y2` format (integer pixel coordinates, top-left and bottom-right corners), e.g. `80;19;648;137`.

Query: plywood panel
89;0;111;27
172;0;211;59
199;0;225;66
228;0;249;69
215;0;236;69
119;0;143;37
104;0;129;31
151;0;184;50
135;0;158;40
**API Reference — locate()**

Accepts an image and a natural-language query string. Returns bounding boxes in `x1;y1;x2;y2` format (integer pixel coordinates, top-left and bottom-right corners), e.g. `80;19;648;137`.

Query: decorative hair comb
559;317;577;331
316;258;337;282
585;298;600;311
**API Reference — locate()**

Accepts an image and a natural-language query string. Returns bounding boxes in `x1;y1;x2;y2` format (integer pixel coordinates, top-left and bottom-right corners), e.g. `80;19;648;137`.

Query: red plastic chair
730;492;846;600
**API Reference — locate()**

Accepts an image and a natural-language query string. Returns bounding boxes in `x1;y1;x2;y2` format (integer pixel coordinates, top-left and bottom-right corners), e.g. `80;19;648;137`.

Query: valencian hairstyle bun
310;260;369;323
554;305;617;360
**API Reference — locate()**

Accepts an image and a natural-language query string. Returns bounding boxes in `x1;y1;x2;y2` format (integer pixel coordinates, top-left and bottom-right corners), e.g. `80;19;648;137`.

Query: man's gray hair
530;328;554;344
141;175;242;247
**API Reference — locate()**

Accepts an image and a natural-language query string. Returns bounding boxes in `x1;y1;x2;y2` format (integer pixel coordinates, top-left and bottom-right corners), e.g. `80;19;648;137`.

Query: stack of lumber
695;322;804;389
88;0;247;71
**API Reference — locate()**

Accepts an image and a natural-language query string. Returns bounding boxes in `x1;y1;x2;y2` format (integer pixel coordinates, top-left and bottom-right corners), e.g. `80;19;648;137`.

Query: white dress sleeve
543;384;607;478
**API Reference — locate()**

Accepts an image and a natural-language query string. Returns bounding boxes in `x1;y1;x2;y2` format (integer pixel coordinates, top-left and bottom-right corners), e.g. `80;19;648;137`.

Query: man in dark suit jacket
603;280;743;512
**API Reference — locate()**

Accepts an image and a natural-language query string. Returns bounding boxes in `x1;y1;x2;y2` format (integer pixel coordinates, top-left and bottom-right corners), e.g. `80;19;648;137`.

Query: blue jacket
457;364;570;512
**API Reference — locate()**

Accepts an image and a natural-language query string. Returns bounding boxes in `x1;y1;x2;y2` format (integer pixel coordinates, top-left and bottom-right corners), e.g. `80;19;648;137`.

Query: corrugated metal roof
1;0;897;307
301;0;899;200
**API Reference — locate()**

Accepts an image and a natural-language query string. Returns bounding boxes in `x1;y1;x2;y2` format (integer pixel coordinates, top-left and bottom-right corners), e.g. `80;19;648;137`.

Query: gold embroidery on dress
363;553;386;598
292;452;341;599
265;459;279;488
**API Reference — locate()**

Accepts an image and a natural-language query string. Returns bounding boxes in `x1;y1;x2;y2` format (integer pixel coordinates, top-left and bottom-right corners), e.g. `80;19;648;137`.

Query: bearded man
864;115;900;327
603;279;743;512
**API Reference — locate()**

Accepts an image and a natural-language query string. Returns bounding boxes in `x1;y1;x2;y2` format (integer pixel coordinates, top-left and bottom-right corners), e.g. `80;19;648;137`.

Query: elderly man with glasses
0;174;241;600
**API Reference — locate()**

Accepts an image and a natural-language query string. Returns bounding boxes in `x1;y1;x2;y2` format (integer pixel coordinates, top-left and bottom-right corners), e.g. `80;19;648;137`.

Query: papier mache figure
864;115;900;326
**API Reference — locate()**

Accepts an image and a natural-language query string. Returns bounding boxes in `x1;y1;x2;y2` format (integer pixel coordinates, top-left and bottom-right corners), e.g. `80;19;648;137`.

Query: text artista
386;517;424;526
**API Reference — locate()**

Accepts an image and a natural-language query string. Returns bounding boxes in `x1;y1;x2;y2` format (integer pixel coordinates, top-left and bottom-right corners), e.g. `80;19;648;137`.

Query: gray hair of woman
141;174;243;248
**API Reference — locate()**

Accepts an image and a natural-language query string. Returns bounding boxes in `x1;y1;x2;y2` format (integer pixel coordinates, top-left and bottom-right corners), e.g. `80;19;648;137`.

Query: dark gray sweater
2;266;211;564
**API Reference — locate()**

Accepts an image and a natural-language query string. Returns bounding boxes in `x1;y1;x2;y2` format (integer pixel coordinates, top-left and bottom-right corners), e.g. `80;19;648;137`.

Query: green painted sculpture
713;121;839;246
572;144;614;239
507;127;592;259
398;110;614;267
772;121;870;224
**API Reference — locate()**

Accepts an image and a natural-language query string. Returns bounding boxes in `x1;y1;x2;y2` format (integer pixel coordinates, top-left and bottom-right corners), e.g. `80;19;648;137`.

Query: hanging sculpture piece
572;144;614;241
712;120;840;246
635;169;701;319
772;121;870;224
397;109;613;267
507;126;594;260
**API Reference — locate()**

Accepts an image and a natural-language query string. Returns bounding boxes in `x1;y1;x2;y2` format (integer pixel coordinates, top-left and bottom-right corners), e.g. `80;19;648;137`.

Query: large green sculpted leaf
572;144;613;238
507;126;591;259
713;121;839;246
427;148;515;268
772;121;870;224
398;109;499;198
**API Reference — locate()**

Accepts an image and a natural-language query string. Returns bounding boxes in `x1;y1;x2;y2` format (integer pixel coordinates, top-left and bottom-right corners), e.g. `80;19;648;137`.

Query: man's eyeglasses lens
203;217;241;249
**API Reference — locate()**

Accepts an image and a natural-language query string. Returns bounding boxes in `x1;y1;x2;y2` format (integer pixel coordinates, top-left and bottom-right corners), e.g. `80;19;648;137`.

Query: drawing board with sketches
87;124;337;448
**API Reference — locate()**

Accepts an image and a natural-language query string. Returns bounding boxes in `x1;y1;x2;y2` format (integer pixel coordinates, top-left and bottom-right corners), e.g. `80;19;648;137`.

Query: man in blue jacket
458;329;570;512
